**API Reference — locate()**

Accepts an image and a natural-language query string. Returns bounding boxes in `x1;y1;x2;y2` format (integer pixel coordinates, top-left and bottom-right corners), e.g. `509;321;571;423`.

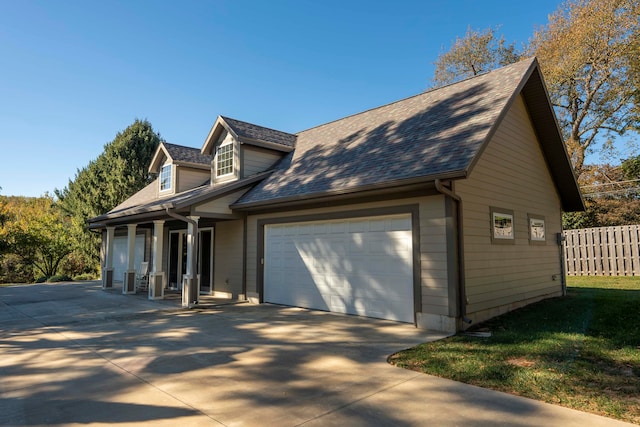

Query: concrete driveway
0;281;632;427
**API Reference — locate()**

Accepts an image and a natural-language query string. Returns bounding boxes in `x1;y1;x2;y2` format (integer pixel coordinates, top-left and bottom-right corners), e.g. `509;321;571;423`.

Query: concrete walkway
0;281;633;427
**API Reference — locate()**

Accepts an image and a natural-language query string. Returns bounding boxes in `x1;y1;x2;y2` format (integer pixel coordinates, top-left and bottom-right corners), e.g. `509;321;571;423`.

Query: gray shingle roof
88;56;583;225
234;58;537;208
222;116;297;148
164;142;213;165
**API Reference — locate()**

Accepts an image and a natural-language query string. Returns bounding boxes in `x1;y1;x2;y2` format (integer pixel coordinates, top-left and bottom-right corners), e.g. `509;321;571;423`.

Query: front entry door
169;228;214;292
199;228;214;294
168;231;187;289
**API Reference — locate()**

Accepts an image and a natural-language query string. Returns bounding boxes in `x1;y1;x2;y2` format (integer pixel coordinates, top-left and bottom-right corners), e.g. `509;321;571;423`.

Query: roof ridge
163;141;200;150
296;57;536;135
221;115;297;137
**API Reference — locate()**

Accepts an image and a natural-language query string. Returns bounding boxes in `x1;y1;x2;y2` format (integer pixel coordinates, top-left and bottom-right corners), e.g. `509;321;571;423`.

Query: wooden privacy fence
563;225;640;276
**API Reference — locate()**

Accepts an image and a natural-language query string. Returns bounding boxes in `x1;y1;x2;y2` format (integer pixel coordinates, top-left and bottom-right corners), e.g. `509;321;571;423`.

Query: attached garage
264;214;415;323
112;235;145;283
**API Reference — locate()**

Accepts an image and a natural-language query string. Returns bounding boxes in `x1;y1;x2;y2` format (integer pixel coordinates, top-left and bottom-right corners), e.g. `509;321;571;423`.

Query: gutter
434;179;472;325
165;208;199;306
231;170;466;211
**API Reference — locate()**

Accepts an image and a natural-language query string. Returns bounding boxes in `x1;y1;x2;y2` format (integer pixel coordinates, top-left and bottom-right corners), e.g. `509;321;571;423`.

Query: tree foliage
55;119;163;274
529;0;640;177
431;0;640;180
621;154;640;180
0;195;73;281
563;160;640;229
432;26;520;87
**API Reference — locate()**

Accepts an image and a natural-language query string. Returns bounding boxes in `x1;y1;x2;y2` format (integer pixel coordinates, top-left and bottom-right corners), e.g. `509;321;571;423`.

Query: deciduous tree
0;195;73;280
529;0;640;177
430;1;640;180
563;161;640;229
432;26;520;87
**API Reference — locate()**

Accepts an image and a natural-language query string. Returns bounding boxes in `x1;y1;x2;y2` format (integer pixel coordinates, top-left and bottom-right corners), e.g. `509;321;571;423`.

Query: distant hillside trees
0;195;73;282
563;155;640;229
0;120;162;283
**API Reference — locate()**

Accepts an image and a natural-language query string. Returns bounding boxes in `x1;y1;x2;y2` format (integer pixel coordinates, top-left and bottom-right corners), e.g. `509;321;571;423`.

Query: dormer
149;142;213;196
201;116;296;185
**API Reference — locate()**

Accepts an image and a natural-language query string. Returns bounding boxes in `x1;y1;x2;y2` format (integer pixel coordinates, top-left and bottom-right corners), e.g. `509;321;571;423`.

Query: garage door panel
265;214;414;323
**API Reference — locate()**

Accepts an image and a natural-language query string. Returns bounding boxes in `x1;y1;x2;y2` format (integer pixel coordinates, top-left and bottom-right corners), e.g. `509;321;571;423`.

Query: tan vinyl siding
194;189;249;216
419;197;449;316
242;146;282;178
176;167;209;193
213;219;244;297
246;195;450;317
456;94;563;322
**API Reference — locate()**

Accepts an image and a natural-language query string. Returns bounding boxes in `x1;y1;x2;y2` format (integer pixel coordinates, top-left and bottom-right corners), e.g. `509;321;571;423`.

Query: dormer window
160;164;172;191
216;143;234;177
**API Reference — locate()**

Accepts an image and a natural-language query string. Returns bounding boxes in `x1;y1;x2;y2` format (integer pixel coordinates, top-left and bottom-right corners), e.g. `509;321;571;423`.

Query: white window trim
490;207;515;243
528;214;546;243
216;142;234;177
160;164;172;192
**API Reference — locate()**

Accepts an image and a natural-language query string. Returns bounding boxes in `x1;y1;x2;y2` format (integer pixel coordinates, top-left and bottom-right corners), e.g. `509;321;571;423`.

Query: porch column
123;224;137;294
149;220;165;300
102;226;115;289
182;216;199;308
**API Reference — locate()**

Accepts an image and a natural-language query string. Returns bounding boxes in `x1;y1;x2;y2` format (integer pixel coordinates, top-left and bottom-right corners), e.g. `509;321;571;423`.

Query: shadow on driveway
0;281;629;427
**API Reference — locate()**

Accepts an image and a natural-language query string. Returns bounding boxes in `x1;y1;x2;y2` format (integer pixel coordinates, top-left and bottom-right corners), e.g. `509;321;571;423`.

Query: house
88;57;583;333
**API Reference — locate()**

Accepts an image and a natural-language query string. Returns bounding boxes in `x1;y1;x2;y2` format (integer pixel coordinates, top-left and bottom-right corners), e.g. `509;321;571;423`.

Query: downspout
165;208;199;306
435;179;472;325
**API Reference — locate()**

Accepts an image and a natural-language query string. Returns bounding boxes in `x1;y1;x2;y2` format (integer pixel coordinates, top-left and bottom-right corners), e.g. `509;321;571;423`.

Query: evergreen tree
55;119;163;274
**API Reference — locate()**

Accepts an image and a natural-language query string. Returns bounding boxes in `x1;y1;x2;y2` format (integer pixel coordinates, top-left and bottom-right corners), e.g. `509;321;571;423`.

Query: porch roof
88;171;272;227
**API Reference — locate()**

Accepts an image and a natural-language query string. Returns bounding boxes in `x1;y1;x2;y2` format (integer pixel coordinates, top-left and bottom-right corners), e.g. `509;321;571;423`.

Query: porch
98;212;246;308
102;281;246;309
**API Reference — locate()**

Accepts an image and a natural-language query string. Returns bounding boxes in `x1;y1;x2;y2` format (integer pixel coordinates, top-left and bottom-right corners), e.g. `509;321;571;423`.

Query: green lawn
389;276;640;424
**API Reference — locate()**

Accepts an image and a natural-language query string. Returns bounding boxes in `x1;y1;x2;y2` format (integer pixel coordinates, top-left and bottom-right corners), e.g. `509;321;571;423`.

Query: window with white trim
216;143;234;177
160;164;172;191
490;207;514;243
529;214;546;243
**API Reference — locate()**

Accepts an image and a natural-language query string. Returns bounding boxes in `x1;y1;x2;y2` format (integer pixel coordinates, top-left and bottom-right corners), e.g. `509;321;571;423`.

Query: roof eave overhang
231;171;467;212
465;57;584;212
88;170;274;228
237;136;295;152
172;170;273;210
88;204;178;228
148;144;173;174
201;116;238;155
172;160;211;170
520;63;585;212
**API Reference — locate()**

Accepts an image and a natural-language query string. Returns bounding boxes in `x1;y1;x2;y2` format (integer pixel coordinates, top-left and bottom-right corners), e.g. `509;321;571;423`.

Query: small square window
490;207;514;243
160;164;172;191
216;143;234;177
529;215;546;243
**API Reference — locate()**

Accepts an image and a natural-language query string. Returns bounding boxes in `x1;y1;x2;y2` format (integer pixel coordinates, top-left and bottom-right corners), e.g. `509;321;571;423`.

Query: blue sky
1;0;569;197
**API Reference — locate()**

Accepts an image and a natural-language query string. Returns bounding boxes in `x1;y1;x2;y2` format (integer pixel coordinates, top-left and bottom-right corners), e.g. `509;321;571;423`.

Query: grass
389;276;640;424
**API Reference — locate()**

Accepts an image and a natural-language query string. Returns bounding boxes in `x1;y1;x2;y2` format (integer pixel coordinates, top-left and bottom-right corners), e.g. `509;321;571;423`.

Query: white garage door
264;214;414;323
113;235;145;282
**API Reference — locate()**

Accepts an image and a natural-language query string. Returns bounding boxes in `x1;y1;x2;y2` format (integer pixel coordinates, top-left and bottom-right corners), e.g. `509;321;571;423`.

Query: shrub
0;254;34;284
72;273;97;281
47;274;73;283
60;252;98;277
35;276;48;283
